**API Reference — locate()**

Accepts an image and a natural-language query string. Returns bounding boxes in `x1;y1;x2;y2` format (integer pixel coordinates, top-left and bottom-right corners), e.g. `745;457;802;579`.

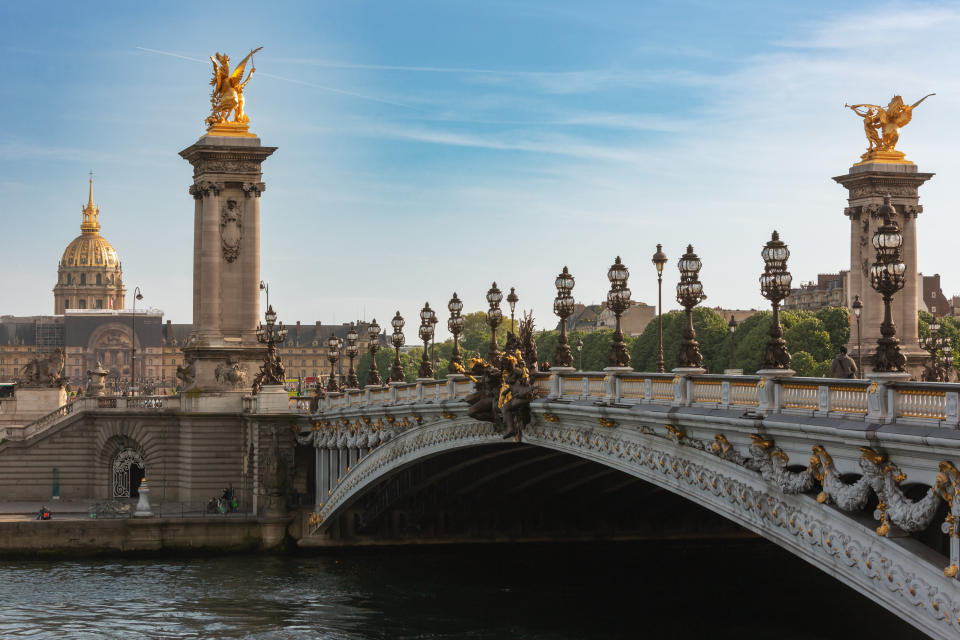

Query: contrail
136;46;416;109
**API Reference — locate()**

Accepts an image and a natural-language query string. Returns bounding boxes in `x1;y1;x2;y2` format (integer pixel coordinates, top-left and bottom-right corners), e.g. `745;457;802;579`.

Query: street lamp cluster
307;195;914;388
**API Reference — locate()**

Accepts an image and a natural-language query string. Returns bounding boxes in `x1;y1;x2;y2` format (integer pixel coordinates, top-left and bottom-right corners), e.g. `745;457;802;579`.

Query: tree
814;307;850;354
459;311;509;359
630;307;728;373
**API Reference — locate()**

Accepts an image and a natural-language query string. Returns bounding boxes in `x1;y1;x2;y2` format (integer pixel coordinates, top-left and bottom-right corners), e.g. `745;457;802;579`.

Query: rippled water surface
0;541;918;639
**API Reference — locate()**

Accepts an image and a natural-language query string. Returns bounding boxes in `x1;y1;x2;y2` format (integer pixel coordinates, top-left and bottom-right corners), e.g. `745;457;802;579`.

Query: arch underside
316;417;960;639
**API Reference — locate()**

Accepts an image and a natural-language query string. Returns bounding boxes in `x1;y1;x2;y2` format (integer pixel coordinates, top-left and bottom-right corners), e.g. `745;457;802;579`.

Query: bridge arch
310;411;960;638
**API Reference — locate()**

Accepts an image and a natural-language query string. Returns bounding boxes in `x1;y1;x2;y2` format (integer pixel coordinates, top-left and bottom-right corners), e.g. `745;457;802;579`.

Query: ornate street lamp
552;266;575;368
728;315;738;370
418;303;436;379
345;322;360;389
130;286;143;395
576;337;584;371
852;295;863;378
652;244;668;373
390;311;405;383
448;293;464;369
759;231;793;369
255;303;287;392
326;332;341;392
507;287;519;333
366;318;382;386
676;245;706;368
606;256;631;368
870;195;907;372
486;282;503;364
922;316;953;382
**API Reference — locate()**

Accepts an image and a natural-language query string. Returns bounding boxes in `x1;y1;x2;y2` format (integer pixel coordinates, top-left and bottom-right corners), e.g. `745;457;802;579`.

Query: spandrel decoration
845;93;934;165
205;47;262;137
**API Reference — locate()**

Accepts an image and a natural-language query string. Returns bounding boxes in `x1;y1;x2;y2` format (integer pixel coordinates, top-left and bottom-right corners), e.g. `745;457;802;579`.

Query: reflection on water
0;541;918;639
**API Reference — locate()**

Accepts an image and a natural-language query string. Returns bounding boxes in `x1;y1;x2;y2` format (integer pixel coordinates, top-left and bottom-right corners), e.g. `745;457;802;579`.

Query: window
80;273;86;285
95;299;103;309
79;299;87;309
96;274;102;285
64;301;70;309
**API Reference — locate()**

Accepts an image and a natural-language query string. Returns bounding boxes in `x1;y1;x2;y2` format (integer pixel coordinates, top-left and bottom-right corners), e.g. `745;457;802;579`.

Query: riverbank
0;501;293;557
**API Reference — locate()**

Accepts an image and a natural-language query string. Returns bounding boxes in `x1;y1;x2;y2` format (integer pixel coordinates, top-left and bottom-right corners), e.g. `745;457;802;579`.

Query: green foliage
631;307;728;373
790;351;829;377
459;311;510;357
919;311;960;372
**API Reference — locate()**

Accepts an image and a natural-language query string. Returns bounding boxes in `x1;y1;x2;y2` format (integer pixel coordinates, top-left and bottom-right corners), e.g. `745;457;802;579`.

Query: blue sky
2;1;959;335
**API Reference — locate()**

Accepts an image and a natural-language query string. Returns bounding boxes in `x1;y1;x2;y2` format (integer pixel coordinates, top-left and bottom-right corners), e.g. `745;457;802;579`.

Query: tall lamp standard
390;311;405;383
651;244;668;373
448;293;464;370
870;195;908;373
259;280;269;311
759;231;793;370
728;315;738;370
418;303;436;379
486;283;503;364
851;295;863;378
326;333;341;392
366;319;382;386
676;245;706;369
507;287;519;333
576;337;584;371
606;256;631;368
130;286;143;395
552;267;575;368
921;316;953;382
345;322;360;389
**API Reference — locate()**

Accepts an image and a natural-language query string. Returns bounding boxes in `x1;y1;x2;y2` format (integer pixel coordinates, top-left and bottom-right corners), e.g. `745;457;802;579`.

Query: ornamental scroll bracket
188;180;225;200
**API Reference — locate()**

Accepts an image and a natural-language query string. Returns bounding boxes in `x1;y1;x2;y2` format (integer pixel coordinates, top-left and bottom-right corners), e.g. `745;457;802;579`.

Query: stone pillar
179;134;276;395
834;162;932;378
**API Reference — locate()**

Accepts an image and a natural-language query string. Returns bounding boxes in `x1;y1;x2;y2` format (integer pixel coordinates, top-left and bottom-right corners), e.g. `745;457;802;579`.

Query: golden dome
61;233;120;268
60;177;121;269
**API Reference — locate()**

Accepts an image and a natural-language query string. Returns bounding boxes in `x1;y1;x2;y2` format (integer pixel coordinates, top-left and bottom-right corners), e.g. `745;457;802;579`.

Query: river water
0;541;918;639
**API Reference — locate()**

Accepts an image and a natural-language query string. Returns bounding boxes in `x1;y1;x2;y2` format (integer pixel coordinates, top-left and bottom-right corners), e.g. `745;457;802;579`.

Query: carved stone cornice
179;142;277;181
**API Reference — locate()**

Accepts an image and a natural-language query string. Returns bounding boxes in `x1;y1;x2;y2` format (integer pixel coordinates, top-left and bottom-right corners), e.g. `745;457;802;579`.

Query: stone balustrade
310;370;960;428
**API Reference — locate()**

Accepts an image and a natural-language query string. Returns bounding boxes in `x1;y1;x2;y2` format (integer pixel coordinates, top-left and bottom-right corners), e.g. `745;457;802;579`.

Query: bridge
302;369;960;639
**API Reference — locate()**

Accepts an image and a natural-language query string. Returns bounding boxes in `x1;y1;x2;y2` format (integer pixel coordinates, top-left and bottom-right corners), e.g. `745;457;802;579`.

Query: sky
2;1;959;338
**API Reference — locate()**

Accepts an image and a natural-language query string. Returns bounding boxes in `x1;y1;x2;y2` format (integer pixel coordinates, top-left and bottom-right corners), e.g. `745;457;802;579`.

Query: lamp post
255;303;287;389
366;319;382;386
130;286;143;395
552;266;575;368
759;231;793;370
259;280;269;312
652;244;668;373
852;295;863;378
507;287;519;333
486;282;503;364
870;195;907;373
326;333;341;392
921;316;953;382
448;293;464;370
345;322;359;389
418;303;436;379
606;256;631;368
390;311;405;383
676;245;706;368
728;315;738;370
576;337;583;371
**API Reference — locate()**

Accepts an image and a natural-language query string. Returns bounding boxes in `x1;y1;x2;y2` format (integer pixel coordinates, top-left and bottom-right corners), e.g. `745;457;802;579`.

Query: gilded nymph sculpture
205;47;262;132
846;93;934;164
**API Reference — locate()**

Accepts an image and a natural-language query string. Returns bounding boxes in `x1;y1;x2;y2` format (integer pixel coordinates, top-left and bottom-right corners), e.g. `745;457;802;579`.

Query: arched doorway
112;448;145;498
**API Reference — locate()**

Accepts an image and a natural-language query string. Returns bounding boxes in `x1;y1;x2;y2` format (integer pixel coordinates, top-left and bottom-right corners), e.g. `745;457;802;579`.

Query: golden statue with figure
205;47;263;136
845;93;934;164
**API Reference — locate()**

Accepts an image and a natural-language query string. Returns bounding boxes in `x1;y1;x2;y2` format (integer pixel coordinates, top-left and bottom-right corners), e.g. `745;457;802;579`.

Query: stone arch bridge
302;369;960;639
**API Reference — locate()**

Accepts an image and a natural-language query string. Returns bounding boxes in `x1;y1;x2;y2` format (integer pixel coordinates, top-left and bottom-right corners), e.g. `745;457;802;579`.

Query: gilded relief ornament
205;47;262;136
845;93;934;165
219;198;243;262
